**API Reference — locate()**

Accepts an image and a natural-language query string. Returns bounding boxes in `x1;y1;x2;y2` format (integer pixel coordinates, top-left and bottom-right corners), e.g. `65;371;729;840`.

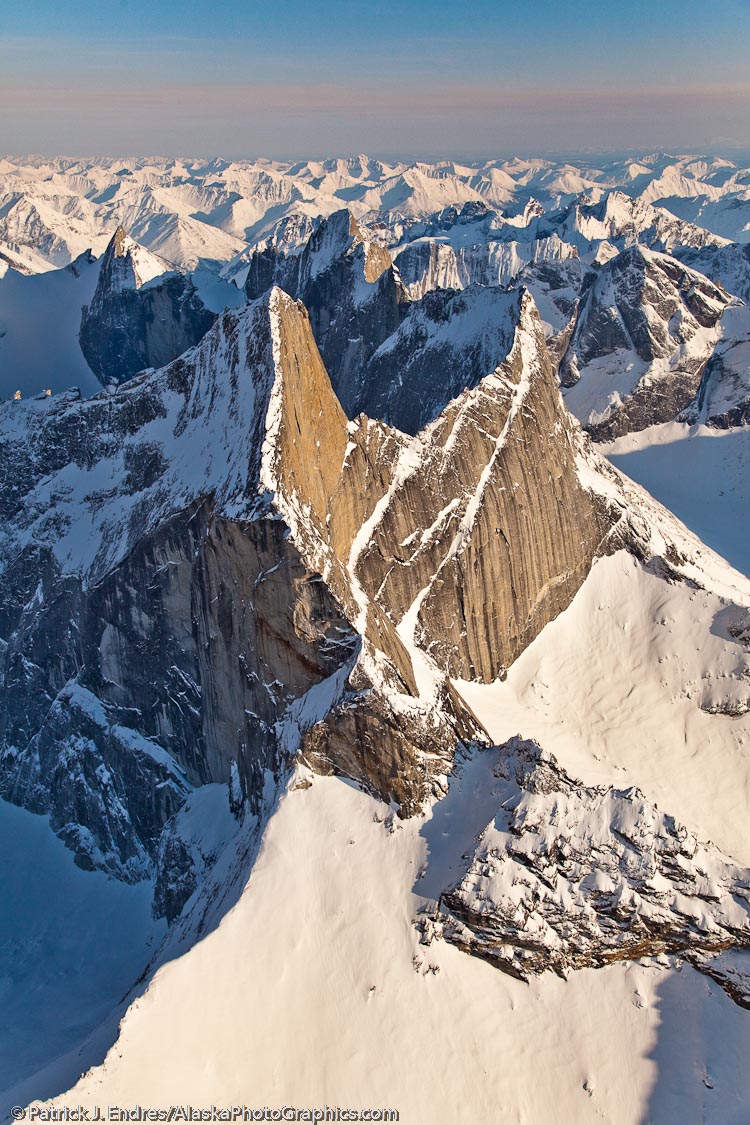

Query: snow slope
32;769;750;1125
0;254;102;399
458;550;750;866
13;535;750;1122
606;424;750;575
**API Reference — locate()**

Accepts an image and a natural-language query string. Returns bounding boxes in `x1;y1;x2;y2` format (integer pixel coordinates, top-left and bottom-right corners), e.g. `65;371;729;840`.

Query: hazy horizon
2;0;750;158
5;146;750;165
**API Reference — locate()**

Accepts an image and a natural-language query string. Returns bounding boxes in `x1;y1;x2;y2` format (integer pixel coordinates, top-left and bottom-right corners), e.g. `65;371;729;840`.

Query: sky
1;0;750;158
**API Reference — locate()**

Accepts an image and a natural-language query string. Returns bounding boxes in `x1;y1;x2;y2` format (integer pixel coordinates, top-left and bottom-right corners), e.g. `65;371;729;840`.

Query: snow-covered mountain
559;245;730;438
2;153;749;279
3;152;750;1123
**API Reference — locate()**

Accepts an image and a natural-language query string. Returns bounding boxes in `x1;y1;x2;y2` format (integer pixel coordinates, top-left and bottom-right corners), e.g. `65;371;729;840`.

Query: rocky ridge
559;246;731;438
243;208;408;415
419;737;750;1006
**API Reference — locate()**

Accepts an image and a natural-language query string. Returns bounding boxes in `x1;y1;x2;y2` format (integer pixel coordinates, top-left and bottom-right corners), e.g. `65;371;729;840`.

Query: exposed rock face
393;228;577;301
244;209;409;413
0;293;349;891
242;210;572;438
345;291;617;680
560;246;731;439
0;277;660;926
299;677;481;817
1;678;190;882
80;226;215;386
423;737;750;1005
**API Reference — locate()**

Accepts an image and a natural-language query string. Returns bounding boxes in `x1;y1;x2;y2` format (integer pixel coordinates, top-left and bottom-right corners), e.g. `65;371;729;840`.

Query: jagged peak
0;286;347;583
262;286;349;531
299;208;391;285
98;224;171;291
310;207;360;250
604;243;729;301
108;223;130;257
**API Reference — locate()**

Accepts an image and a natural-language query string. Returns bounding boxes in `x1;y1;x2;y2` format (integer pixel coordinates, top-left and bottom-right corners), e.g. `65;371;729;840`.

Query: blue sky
2;0;749;157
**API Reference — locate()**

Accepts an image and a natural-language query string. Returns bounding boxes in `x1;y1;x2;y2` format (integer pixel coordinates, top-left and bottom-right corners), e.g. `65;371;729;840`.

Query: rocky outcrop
80;226;215;386
421;737;750;1006
388;191;721;306
560;246;731;439
244;212;578;437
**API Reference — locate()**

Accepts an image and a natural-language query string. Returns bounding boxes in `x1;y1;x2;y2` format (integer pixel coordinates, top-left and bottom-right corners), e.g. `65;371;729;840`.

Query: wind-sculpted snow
424;737;750;1005
0;249;103;400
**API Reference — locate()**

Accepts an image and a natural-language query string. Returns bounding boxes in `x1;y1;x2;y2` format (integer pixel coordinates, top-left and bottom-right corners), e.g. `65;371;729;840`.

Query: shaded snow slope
0;797;162;1102
0;253;102;399
605;423;750;576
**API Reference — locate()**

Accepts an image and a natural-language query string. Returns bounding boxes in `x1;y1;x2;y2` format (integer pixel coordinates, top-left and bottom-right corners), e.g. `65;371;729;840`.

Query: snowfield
459;551;750;864
11;770;750;1125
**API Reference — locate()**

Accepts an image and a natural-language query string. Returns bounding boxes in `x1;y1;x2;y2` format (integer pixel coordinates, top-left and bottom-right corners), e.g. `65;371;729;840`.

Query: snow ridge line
258;286;286;498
